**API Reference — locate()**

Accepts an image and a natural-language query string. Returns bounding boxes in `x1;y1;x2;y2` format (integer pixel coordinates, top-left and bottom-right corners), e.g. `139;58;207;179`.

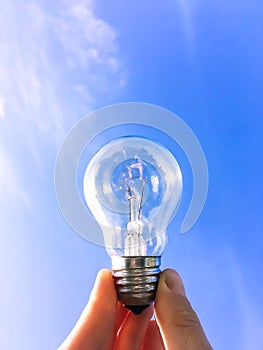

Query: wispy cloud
176;0;195;52
0;0;126;208
228;252;263;350
0;146;31;208
0;96;4;119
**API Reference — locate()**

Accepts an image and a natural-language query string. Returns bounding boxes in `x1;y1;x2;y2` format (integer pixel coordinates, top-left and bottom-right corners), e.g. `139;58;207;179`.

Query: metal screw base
112;256;161;314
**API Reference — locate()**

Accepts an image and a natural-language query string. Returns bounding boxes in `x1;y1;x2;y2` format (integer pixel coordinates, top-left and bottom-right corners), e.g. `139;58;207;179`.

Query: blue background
0;1;262;349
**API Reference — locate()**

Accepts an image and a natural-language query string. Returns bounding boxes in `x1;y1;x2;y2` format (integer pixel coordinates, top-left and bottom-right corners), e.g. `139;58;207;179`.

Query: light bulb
83;136;182;314
55;103;208;315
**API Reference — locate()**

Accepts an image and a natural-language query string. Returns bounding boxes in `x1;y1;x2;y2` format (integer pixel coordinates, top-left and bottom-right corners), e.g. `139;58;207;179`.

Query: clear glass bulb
83;136;182;314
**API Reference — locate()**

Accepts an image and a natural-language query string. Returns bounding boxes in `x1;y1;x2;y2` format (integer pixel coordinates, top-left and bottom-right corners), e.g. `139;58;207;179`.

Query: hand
58;269;212;350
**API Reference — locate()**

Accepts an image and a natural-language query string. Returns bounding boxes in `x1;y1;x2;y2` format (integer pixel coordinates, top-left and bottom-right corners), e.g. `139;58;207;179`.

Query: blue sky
0;1;262;349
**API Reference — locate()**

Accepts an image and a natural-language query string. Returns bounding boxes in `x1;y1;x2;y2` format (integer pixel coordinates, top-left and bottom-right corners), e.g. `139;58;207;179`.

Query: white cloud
0;95;4;119
0;0;126;148
0;146;31;208
228;253;263;350
176;0;195;52
0;0;126;206
53;0;126;101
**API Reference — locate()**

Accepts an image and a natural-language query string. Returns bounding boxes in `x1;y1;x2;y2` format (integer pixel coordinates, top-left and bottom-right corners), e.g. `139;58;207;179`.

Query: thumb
154;269;212;350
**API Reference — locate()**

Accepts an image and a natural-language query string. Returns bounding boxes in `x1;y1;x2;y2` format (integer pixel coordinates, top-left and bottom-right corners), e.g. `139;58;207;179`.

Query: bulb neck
111;256;161;315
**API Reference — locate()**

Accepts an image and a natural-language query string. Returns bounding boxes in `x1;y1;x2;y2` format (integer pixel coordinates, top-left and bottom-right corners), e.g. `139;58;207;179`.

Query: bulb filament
122;175;147;256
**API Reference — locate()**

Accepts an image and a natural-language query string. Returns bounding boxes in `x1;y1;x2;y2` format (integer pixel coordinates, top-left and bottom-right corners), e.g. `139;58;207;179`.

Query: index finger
58;269;118;350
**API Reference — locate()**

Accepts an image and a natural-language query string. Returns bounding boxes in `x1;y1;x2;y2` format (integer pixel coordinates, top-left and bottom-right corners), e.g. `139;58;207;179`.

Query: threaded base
112;256;161;314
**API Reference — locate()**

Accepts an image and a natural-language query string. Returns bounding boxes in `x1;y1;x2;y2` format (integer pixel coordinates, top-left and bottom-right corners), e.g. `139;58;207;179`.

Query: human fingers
155;269;212;350
142;319;165;350
58;269;118;350
114;304;154;350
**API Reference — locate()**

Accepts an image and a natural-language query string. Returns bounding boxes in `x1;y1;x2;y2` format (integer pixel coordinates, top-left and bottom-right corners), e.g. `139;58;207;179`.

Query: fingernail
164;269;186;297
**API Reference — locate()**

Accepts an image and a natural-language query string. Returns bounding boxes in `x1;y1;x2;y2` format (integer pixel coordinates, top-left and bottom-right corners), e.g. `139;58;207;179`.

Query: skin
58;269;213;350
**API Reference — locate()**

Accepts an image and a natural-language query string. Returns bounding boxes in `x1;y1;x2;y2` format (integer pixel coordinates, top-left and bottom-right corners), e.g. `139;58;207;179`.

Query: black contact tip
125;304;150;315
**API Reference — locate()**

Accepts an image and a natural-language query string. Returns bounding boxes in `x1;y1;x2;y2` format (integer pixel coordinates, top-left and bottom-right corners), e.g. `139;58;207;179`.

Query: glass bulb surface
83;136;182;258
